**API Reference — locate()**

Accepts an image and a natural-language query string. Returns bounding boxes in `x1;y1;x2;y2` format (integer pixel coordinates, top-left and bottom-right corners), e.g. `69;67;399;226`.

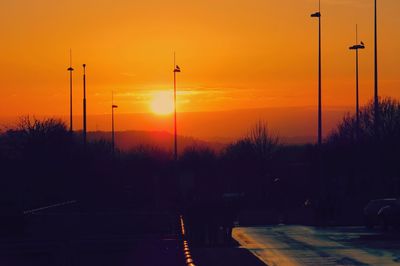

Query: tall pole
173;54;181;161
374;0;379;135
174;54;178;161
318;4;322;147
356;25;360;130
349;25;365;138
67;49;74;133
83;64;87;146
111;91;118;155
311;2;324;194
112;92;115;154
311;0;322;146
356;43;360;134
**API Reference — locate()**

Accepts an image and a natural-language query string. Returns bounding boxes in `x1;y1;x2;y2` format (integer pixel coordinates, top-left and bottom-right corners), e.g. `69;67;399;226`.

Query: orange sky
0;0;400;140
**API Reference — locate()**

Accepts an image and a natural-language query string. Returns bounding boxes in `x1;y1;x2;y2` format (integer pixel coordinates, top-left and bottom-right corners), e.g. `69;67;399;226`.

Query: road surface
233;225;400;266
0;236;184;266
0;209;184;266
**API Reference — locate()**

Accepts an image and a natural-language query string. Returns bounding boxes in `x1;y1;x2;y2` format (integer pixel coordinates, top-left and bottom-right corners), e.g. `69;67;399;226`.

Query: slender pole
174;54;178;162
355;26;360;136
356;51;360;131
311;2;322;146
83;64;87;146
318;9;322;147
350;25;365;139
112;107;115;153
112;91;115;155
311;1;324;196
69;71;73;132
67;50;74;133
374;0;379;135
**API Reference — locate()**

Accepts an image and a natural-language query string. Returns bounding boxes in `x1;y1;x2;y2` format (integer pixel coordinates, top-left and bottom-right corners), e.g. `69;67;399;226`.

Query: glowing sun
150;91;174;115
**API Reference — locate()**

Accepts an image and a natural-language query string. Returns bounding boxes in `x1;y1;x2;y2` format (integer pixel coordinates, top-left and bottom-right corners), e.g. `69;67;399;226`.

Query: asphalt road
233;226;400;266
0;236;184;266
0;209;185;266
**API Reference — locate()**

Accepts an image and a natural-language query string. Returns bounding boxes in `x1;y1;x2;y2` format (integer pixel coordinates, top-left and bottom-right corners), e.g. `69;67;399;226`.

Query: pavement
0;236;184;266
233;225;400;266
0;209;185;266
6;208;400;266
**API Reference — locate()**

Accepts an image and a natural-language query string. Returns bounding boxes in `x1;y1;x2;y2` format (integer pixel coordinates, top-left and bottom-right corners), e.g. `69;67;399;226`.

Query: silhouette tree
322;98;400;223
223;121;280;207
327;98;400;145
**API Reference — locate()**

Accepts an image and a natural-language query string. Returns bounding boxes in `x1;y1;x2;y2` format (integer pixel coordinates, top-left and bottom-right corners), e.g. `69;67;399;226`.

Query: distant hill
88;130;226;153
0;105;351;145
280;136;315;145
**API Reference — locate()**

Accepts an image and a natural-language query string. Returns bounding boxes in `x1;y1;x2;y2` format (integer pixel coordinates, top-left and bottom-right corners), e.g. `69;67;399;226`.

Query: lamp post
111;91;118;155
67;50;74;133
374;0;379;135
173;55;181;162
349;25;365;137
311;0;322;147
83;64;87;146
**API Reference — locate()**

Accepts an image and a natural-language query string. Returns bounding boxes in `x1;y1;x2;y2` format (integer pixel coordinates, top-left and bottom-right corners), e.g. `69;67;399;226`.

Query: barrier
180;215;196;266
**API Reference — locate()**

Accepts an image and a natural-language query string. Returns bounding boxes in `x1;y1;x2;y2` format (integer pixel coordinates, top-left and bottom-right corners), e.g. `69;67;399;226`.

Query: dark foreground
0;236;183;266
0;209;185;266
191;244;266;266
6;210;400;266
234;225;400;266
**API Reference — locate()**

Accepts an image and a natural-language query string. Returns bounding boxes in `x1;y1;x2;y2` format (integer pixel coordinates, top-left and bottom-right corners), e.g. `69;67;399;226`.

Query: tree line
1;98;399;225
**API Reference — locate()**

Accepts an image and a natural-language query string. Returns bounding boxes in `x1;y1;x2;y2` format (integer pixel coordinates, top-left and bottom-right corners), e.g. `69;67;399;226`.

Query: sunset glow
1;0;400;141
2;2;400;263
150;91;174;116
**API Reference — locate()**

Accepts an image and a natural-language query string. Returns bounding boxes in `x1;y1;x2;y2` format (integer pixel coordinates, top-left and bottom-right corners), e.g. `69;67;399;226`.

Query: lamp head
311;12;321;18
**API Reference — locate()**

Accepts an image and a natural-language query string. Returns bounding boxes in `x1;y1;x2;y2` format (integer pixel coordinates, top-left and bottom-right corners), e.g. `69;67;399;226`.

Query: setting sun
150;91;174;115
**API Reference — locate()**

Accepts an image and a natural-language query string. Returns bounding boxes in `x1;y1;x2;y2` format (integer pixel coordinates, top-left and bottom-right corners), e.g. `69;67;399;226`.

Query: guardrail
23;200;77;215
180;215;196;266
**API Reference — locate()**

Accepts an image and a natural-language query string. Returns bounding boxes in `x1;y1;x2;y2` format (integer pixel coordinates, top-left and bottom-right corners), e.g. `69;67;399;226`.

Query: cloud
120;72;137;77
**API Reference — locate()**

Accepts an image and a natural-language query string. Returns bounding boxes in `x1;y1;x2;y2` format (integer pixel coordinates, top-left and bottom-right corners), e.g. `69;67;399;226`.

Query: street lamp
83;64;87;146
349;25;365;137
173;55;181;162
67;49;74;133
374;0;379;134
311;0;322;147
111;91;118;155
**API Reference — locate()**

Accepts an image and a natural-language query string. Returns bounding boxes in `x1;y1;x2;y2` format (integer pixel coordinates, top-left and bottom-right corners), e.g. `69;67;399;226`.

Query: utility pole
173;54;181;161
112;91;118;155
374;0;379;136
349;25;365;138
67;49;74;133
311;0;322;147
83;64;87;146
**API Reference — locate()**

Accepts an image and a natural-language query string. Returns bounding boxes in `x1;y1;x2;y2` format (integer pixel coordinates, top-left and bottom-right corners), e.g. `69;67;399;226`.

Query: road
0;236;184;266
0;209;185;266
233;226;400;266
